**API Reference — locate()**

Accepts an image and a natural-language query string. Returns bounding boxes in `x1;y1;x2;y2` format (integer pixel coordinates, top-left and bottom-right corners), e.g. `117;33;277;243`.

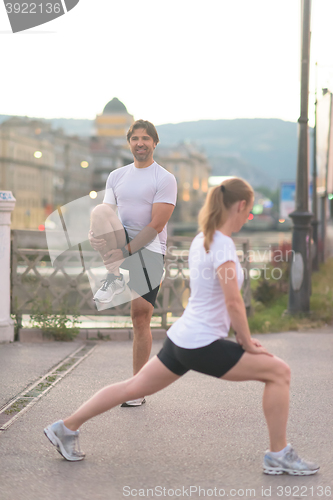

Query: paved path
0;341;84;407
0;330;332;500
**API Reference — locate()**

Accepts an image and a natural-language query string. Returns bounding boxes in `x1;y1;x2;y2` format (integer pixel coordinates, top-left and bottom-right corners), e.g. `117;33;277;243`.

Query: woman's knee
125;373;152;399
124;376;146;400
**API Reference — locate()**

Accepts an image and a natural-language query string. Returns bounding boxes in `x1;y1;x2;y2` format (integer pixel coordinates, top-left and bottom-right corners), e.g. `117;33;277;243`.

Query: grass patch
23;375;59;397
4;399;30;415
248;258;333;334
56;359;76;372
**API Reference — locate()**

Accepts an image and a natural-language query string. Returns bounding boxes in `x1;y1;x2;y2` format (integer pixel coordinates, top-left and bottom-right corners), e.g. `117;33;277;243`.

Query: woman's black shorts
157;336;245;378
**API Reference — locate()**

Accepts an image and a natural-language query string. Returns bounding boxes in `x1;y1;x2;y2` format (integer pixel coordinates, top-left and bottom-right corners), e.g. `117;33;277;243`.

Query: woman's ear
239;200;247;212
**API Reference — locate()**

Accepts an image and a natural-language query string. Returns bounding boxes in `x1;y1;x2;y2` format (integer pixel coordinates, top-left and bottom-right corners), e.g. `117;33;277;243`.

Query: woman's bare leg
63;357;180;431
221;353;291;452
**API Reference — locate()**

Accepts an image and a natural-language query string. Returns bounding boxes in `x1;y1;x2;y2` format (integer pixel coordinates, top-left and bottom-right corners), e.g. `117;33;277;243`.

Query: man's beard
133;150;151;161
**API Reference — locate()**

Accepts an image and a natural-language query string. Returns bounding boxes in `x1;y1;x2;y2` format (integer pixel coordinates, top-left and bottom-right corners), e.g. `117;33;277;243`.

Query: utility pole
312;62;319;271
288;0;313;313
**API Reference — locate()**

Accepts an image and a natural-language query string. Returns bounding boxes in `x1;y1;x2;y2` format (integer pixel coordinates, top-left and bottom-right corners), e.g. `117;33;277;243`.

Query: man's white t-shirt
103;161;177;254
167;231;244;348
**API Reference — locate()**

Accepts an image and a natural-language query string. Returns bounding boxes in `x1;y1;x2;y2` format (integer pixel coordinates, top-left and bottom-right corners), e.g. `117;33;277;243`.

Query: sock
107;272;123;279
61;421;78;434
269;444;290;457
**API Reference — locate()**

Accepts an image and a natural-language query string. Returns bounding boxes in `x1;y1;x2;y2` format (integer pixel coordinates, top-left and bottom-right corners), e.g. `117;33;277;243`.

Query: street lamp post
319;89;332;263
288;0;313;313
311;63;319;272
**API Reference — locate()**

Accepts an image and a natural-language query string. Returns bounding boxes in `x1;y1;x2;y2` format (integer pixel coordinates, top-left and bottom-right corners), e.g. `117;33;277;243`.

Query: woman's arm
217;261;271;356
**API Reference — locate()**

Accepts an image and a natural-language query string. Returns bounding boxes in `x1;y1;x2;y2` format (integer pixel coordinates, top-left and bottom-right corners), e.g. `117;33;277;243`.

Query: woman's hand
88;230;107;251
244;338;273;356
236;334;273;356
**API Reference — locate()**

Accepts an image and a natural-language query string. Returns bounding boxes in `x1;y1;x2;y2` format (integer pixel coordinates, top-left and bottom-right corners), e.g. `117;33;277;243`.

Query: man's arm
124;202;175;255
104;202;116;210
103;202;175;266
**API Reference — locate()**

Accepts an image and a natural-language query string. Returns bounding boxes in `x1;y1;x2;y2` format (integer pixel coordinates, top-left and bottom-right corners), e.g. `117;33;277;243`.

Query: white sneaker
94;273;125;303
263;444;319;476
44;420;85;461
121;398;146;407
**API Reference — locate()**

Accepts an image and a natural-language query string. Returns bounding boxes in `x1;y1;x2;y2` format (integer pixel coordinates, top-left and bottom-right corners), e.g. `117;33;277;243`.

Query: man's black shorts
120;228;164;307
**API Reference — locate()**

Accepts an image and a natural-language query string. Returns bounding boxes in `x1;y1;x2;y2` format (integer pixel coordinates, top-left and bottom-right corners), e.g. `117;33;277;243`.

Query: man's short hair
127;120;160;145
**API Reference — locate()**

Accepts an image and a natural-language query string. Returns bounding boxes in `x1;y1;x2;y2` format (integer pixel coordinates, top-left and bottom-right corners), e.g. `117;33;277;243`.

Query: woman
44;178;319;475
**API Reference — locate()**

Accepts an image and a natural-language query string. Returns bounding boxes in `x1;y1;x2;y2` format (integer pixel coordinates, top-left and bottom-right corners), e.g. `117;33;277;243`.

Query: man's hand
88;230;107;251
103;249;125;272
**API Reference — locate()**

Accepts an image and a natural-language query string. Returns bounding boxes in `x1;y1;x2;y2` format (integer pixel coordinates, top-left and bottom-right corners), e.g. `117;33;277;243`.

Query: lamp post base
288;210;313;314
311;219;320;272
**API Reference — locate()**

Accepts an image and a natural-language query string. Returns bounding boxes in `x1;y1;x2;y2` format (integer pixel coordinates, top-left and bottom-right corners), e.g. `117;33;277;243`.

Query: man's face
129;128;156;162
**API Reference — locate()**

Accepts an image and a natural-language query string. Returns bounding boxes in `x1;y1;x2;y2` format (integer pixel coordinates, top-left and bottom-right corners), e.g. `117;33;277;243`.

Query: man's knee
132;311;151;329
91;204;114;220
131;305;152;333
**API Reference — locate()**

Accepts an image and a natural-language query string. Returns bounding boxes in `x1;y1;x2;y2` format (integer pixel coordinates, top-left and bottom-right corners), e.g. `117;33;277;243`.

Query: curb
18;328;167;343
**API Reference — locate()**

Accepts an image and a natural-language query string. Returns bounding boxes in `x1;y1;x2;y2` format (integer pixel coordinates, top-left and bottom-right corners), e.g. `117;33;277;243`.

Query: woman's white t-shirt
167;231;244;348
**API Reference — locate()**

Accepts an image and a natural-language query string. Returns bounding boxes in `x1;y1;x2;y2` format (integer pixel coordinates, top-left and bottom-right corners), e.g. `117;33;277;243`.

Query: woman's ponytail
198;177;253;252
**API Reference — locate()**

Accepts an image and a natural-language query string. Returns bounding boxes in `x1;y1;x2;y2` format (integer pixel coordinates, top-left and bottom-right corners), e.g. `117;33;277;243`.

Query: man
89;119;177;406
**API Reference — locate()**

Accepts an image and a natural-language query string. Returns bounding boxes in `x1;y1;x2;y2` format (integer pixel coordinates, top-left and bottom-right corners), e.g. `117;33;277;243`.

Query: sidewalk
0;329;332;500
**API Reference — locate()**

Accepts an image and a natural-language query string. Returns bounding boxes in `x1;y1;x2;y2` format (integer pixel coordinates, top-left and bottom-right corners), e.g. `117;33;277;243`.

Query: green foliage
310;258;333;323
30;296;81;341
248;258;333;334
248;294;298;334
252;263;289;305
253;278;280;305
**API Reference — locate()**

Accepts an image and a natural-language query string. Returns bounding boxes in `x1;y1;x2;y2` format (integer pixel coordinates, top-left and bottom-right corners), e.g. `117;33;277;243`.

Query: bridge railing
11;230;251;330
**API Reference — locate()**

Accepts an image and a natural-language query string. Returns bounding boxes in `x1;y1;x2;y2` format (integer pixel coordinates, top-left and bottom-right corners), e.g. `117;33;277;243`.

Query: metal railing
11;230;251;329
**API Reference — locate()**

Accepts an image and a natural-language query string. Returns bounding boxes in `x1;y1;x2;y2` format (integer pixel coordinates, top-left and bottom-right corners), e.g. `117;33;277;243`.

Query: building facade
0;117;92;229
155;143;210;226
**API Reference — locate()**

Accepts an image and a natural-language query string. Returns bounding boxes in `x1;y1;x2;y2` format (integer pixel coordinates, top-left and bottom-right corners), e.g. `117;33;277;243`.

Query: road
0;331;332;500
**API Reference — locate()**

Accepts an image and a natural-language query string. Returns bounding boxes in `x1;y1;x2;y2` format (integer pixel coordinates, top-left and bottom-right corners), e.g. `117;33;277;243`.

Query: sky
1;0;333;127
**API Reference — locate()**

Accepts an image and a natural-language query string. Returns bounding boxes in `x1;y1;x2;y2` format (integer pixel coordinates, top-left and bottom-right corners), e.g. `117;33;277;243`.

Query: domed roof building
103;97;128;115
95;98;133;142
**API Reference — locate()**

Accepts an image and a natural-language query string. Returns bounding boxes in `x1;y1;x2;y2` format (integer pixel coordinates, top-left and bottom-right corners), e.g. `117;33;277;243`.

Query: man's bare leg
131;296;154;375
90;204;126;274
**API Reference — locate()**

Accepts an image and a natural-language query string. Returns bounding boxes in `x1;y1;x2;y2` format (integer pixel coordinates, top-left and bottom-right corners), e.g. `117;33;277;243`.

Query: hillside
156;118;305;188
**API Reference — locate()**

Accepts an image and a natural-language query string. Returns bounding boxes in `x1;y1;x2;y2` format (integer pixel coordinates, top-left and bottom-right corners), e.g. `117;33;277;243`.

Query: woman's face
235;197;254;231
